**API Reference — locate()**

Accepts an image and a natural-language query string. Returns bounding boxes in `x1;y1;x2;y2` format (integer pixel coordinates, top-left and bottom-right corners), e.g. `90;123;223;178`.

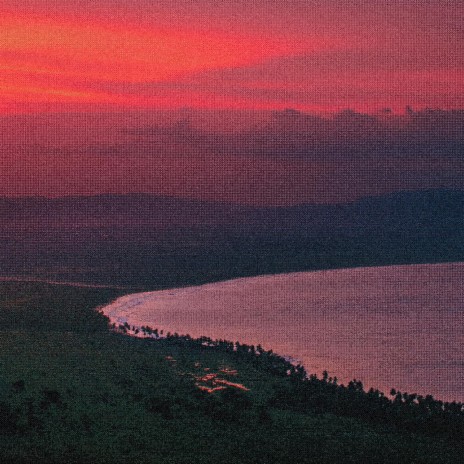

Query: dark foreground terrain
0;282;462;463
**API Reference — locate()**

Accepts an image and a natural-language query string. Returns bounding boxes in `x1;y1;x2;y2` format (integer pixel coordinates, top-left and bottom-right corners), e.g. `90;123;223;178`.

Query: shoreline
0;260;462;460
2;259;463;294
100;262;464;403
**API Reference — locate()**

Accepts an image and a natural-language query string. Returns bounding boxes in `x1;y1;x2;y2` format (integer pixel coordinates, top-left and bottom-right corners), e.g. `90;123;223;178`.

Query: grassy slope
0;282;461;463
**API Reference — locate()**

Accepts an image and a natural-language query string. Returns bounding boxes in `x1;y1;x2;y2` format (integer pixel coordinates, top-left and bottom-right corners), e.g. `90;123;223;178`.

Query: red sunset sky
0;1;463;204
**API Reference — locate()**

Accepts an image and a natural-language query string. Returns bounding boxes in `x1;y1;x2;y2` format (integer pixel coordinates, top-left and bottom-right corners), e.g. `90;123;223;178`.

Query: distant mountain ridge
1;188;462;224
0;189;462;287
1;189;462;241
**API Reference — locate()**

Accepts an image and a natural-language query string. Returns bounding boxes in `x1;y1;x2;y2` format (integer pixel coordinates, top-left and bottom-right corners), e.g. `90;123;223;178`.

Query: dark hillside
0;189;462;288
0;282;462;463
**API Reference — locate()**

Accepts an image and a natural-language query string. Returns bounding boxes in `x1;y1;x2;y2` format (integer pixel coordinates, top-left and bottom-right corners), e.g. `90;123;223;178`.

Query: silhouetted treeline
128;329;464;442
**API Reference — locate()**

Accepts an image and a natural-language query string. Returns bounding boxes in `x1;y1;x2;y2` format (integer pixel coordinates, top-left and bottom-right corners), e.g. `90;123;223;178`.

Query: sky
0;1;463;204
1;0;463;113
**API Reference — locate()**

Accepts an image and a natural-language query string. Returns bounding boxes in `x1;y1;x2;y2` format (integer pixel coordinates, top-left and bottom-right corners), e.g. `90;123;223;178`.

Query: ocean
102;262;464;402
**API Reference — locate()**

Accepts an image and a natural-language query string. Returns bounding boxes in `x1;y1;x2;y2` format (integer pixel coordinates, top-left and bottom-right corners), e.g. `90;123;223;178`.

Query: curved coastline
100;262;464;402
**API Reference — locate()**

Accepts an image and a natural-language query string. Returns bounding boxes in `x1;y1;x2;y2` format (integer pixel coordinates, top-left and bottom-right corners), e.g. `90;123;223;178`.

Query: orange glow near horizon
0;8;358;114
0;11;316;111
0;2;462;203
0;4;462;114
0;16;293;79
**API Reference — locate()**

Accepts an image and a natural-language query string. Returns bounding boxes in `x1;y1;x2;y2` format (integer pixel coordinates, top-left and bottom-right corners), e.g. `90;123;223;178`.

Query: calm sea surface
102;263;464;401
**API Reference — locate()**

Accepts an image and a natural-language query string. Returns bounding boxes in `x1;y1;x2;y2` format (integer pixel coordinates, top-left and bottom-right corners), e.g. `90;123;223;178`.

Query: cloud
1;108;463;204
120;108;464;160
98;44;463;113
3;2;462;113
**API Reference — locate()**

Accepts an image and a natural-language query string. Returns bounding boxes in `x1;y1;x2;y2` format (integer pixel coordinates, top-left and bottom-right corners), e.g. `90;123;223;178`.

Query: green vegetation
0;282;462;463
